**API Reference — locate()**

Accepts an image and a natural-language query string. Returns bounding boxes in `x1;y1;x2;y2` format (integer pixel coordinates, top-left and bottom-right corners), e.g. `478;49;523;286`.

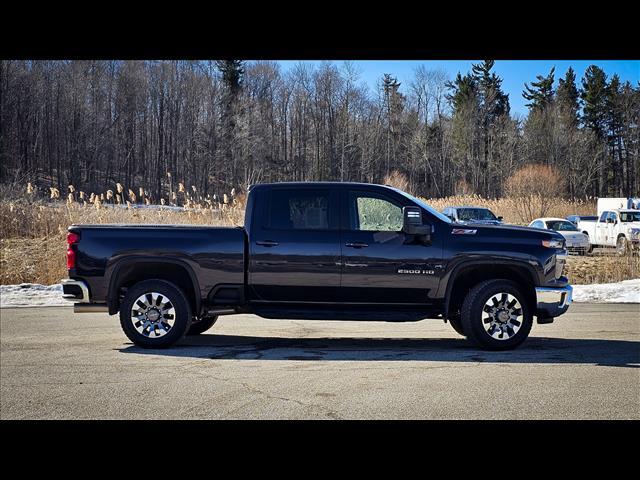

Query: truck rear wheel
187;315;218;335
460;279;533;350
119;279;192;348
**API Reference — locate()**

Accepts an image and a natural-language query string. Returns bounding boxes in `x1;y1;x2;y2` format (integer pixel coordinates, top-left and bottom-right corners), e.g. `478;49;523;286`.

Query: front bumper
536;284;573;318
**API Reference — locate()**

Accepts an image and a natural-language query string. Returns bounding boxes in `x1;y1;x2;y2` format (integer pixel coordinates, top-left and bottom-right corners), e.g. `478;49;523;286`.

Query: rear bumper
536;284;573;318
61;278;108;313
61;279;90;302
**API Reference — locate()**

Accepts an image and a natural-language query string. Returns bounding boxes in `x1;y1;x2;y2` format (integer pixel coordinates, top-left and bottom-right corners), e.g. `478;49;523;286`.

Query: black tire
617;236;628;256
460;279;533;351
119;279;192;348
583;233;593;253
448;315;466;336
187;315;218;335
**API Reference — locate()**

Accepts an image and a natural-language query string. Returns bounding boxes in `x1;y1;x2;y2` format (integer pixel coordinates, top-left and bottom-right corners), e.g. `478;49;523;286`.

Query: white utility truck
577;197;640;254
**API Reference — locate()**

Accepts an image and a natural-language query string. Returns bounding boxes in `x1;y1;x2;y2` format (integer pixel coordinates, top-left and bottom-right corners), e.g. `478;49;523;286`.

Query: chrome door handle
256;240;279;247
345;242;369;248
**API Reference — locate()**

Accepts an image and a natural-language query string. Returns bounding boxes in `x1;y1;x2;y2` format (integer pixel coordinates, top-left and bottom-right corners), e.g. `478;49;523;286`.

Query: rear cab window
266;188;337;230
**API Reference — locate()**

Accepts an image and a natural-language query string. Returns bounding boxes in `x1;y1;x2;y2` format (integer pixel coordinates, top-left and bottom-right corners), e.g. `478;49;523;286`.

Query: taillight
66;232;80;270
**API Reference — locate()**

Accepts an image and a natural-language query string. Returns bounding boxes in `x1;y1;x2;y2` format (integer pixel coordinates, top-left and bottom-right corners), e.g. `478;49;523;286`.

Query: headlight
542;239;564;249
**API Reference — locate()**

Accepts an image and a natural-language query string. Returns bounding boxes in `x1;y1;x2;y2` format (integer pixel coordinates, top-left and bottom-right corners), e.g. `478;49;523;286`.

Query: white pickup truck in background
577;198;640;254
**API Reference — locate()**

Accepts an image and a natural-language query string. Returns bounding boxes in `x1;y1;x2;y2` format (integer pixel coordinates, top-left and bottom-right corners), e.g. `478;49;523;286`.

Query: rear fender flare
106;256;201;315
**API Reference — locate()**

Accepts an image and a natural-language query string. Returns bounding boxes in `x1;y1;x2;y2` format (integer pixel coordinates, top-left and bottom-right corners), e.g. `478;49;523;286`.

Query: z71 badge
452;228;477;235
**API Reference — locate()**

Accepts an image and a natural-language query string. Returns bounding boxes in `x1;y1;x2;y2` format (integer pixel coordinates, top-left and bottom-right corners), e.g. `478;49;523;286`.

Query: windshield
456;208;498;221
546;220;579;231
619;211;640;222
392;189;452;223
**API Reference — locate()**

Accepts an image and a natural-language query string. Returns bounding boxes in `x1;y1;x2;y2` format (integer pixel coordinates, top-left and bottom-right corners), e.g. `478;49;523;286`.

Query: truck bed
68;224;246;306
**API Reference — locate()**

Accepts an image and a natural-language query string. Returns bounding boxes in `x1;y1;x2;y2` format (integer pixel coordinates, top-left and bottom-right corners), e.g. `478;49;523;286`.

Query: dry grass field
1;188;637;286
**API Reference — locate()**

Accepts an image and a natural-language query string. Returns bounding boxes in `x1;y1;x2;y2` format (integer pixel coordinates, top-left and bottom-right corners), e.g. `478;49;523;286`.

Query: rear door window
267;189;334;230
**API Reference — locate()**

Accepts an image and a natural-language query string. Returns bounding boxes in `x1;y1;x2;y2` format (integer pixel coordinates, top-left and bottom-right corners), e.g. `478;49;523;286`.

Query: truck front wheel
460;279;533;350
119;279;192;348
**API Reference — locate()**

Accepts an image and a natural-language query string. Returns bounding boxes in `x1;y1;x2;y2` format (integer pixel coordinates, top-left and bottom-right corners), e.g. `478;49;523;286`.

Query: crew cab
62;182;573;351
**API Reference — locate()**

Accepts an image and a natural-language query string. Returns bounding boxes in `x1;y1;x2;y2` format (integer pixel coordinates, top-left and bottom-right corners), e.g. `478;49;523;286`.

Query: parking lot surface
1;304;638;419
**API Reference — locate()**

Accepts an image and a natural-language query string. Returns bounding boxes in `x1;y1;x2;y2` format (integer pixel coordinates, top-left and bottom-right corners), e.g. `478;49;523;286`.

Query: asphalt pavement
1;304;638;419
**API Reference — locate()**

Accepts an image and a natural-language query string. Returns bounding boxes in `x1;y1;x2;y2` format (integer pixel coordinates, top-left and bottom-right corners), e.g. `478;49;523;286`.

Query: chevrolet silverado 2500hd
61;182;572;350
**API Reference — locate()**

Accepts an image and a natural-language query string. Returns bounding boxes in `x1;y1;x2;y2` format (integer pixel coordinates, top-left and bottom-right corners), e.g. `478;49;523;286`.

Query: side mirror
497;216;503;221
403;206;432;243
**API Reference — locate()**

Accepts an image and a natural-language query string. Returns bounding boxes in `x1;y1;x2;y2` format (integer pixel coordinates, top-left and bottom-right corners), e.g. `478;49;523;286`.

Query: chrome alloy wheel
130;292;176;338
482;293;523;340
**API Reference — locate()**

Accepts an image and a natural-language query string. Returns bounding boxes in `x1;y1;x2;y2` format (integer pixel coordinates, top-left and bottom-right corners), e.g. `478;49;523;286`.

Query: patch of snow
0;283;69;308
572;279;640;304
1;279;639;308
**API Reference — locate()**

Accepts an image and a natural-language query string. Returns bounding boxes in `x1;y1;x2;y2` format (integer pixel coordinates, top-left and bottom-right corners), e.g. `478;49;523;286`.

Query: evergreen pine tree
215;60;245;95
216;60;245;187
581;65;609;138
557;67;580;126
523;67;555;111
445;73;478;111
606;74;625;194
471;60;510;118
581;65;610;195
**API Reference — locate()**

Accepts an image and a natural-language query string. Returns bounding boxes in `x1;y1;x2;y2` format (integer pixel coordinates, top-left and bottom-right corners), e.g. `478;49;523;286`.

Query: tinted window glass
269;189;330;230
457;208;498;221
349;192;403;231
620;211;640;222
599;212;608;222
546;220;578;231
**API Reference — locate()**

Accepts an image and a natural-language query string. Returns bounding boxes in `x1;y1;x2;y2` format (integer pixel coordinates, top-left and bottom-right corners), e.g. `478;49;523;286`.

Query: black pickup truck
62;182;573;350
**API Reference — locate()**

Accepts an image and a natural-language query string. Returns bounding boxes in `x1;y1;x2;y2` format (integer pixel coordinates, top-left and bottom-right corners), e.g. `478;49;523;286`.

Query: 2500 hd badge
398;269;435;275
